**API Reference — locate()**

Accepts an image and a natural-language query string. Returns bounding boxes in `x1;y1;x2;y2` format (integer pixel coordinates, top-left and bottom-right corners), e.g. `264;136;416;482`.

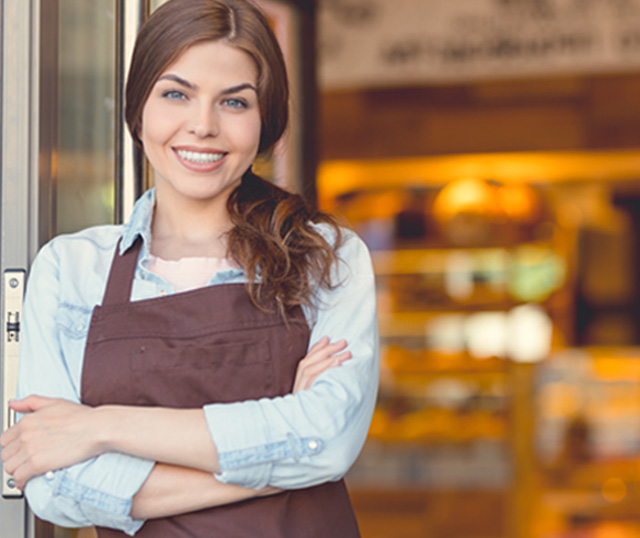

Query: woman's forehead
160;41;257;81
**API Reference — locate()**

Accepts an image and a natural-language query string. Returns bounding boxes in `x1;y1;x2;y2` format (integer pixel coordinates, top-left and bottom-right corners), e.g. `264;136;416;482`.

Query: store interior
316;61;640;538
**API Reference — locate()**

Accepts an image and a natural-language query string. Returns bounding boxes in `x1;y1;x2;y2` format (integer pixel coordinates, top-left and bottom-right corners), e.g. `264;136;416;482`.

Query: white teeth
176;149;224;164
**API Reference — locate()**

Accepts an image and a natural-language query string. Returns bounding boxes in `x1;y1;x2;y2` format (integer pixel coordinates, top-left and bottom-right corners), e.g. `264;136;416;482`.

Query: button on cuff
218;435;324;472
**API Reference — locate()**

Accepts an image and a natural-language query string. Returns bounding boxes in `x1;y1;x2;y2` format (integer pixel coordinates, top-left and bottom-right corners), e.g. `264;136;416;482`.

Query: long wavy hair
125;0;342;313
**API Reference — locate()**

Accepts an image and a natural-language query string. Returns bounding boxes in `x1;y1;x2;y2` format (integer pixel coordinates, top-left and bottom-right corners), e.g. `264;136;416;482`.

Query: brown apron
80;238;361;537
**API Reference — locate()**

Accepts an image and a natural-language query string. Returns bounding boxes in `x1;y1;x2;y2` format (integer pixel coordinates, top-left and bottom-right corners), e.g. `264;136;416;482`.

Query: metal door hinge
3;269;25;498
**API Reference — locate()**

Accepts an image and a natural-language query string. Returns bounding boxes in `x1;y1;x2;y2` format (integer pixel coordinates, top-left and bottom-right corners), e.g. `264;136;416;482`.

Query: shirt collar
119;188;155;255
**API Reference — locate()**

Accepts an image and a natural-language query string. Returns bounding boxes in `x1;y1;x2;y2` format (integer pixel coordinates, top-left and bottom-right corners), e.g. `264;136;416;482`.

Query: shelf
371;247;511;275
368;408;507;444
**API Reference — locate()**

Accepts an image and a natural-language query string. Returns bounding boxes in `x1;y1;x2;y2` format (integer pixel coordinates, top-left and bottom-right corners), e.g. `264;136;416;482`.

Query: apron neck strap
102;237;142;306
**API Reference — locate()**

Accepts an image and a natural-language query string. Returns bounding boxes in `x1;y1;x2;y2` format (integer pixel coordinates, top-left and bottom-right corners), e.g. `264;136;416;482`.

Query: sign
319;0;640;88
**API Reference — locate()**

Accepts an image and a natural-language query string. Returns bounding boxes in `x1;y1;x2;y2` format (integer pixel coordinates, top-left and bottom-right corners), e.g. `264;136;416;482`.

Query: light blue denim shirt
16;189;379;536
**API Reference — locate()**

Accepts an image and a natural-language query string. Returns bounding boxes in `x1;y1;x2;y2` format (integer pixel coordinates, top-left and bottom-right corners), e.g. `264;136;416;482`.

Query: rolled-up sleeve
16;241;154;535
204;229;379;489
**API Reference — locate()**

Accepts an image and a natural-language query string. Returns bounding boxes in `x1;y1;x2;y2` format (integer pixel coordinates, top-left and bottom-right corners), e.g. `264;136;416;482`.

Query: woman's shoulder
309;221;369;256
46;224;124;253
308;221;373;281
28;225;127;309
34;224;125;272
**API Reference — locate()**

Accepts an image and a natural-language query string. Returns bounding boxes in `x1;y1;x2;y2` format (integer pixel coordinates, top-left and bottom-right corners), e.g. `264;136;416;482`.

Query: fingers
0;423;42;490
0;424;17;447
298;351;351;392
306;335;330;354
9;395;56;413
293;337;352;393
303;338;347;365
4;455;37;491
1;398;93;490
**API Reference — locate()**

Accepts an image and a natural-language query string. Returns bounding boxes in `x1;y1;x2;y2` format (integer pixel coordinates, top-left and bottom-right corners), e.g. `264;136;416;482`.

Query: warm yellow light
499;183;541;223
432;177;499;219
317;150;640;207
601;477;627;503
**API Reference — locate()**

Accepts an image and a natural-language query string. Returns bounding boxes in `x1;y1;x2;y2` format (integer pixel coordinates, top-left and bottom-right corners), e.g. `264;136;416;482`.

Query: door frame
1;1;146;536
0;0;42;537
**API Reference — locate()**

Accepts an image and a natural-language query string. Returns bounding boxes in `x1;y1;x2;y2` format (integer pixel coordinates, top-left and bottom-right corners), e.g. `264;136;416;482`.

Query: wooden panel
319;73;640;161
425;105;585;154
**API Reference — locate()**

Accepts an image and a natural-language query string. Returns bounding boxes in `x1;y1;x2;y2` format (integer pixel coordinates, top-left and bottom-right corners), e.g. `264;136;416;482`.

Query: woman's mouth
175;149;226;164
173;148;228;172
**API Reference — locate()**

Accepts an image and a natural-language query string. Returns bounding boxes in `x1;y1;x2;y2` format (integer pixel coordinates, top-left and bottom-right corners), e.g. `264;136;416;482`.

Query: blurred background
315;2;640;538
2;1;639;537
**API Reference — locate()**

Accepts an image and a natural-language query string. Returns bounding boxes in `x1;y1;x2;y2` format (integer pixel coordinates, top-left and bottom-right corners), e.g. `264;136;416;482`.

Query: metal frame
0;0;41;535
2;0;148;536
115;0;148;224
259;0;318;205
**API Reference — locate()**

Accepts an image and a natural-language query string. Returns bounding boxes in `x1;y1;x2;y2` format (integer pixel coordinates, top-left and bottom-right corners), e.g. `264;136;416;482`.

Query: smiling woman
140;40;262;255
0;1;378;537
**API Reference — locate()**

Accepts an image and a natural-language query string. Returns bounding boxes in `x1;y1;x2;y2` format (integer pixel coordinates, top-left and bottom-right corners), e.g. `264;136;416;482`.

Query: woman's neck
150;189;233;260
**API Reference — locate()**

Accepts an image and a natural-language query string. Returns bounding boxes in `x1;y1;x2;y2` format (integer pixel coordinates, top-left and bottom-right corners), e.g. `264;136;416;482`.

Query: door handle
2;269;25;498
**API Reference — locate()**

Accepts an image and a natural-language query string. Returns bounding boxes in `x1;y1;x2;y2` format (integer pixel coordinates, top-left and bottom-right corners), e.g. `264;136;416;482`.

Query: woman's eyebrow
157;74;198;90
155;76;256;96
221;83;257;95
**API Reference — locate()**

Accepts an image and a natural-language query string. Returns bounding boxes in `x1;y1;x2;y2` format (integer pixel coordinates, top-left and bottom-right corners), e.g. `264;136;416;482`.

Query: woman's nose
188;104;219;138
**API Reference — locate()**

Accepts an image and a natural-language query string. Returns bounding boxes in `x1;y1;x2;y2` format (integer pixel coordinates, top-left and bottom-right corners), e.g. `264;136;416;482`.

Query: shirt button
76;323;85;331
158;289;168;296
307;440;319;450
45;471;55;481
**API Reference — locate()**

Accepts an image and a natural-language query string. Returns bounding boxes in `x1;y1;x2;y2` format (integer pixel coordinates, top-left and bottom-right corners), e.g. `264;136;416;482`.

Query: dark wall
319;74;640;161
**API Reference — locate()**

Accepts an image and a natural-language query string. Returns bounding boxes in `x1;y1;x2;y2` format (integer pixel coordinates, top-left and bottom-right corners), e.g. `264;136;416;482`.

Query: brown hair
125;0;343;313
126;0;288;153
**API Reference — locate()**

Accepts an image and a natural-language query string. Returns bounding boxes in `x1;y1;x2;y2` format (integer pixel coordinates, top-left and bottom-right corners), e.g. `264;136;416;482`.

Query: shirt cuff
25;453;154;536
204;399;323;489
74;453;154;535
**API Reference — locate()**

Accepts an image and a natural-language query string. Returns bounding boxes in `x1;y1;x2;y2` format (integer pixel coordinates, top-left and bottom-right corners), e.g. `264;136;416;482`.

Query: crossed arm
0;230;378;531
0;337;351;519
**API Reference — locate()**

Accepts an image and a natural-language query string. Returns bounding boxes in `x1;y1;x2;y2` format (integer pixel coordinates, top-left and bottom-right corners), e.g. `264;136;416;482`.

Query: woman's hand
0;337;349;490
292;337;351;393
0;396;103;490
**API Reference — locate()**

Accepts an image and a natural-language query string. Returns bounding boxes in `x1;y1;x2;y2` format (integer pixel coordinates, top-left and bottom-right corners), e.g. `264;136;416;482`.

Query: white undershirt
147;255;236;293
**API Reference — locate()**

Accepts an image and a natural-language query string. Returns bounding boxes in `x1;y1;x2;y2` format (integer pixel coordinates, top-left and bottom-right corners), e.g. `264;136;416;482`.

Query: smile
175;149;226;164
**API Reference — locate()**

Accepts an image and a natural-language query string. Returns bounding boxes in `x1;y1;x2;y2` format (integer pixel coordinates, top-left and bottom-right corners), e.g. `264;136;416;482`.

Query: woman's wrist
91;405;220;473
92;405;124;455
131;463;279;519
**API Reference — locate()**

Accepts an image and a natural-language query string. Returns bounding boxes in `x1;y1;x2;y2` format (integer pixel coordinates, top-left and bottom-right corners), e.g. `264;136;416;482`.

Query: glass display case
535;347;640;538
318;154;639;538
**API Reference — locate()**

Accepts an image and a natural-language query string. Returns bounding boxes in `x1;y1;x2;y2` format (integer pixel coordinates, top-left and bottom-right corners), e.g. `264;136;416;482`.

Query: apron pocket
130;338;276;406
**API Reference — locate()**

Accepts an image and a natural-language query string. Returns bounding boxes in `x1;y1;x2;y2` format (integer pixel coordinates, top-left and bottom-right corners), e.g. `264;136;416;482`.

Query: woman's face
140;40;261;206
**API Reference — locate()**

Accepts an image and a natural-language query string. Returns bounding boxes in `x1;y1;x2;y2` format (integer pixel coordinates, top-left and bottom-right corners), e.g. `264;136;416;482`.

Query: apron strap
102;237;142;306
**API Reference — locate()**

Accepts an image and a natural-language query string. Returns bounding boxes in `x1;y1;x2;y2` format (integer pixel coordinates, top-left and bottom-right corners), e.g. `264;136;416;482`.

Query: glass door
1;1;144;537
55;0;117;235
1;2;46;536
42;11;117;538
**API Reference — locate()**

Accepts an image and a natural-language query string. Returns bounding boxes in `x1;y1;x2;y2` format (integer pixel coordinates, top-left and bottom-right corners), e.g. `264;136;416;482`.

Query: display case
534;347;640;538
317;160;584;538
317;153;640;538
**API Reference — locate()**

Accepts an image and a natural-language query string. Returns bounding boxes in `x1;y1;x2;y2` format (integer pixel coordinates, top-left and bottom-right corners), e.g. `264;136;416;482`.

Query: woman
0;0;378;536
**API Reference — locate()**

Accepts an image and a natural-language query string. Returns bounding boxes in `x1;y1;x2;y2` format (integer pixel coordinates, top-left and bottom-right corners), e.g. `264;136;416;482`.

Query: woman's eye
224;97;248;110
162;90;186;100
